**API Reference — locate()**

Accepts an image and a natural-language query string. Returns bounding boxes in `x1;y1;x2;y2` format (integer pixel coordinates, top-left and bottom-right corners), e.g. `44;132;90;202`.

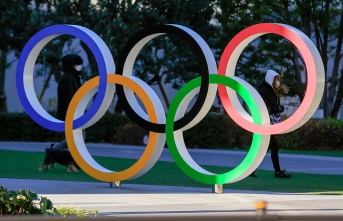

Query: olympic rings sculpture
16;23;324;185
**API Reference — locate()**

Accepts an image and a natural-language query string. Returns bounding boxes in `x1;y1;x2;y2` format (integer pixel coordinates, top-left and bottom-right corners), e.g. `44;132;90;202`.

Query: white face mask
275;80;281;88
75;65;82;72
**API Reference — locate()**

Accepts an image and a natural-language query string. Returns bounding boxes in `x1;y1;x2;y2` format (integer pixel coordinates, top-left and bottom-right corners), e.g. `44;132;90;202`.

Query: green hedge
185;114;343;151
0;112;342;151
0;112;64;142
277;118;343;151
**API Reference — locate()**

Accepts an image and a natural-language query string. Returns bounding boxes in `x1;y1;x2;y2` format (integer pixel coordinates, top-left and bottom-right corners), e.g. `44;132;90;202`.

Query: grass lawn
0;150;342;195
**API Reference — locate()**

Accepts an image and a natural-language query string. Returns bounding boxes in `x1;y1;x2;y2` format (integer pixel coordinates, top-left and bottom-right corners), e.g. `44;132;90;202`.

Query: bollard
255;201;267;216
109;181;121;188
211;184;223;193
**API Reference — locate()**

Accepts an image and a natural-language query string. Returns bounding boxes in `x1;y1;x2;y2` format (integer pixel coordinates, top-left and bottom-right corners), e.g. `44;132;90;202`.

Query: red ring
218;23;324;135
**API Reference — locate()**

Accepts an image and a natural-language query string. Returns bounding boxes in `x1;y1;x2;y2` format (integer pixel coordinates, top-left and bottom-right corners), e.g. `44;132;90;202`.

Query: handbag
270;114;281;125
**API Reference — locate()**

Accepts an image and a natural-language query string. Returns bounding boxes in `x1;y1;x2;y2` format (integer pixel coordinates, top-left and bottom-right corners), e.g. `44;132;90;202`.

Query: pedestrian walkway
0;141;343;219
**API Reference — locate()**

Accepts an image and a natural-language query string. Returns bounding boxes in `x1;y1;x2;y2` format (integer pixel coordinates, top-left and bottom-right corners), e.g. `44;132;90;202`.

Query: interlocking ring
16;23;324;184
65;75;166;181
218;23;325;134
16;25;116;131
166;75;270;184
115;24;217;133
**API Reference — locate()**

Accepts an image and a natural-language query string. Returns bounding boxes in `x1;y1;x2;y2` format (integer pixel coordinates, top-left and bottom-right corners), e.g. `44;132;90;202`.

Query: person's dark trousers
270;135;281;173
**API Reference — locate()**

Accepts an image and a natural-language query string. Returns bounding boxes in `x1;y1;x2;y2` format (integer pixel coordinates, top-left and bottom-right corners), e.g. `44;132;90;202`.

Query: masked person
54;54;84;149
251;69;291;178
38;54;84;171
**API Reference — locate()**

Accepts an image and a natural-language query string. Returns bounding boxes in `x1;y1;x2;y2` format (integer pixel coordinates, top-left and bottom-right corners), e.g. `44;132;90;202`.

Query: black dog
38;144;79;172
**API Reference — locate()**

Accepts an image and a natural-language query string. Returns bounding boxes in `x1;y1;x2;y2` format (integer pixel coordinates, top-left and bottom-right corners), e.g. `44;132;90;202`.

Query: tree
10;0;218;114
0;0;87;111
323;1;343;118
260;0;343;118
0;0;37;112
80;0;218;112
129;0;218;109
32;0;94;103
215;1;307;100
215;0;343;118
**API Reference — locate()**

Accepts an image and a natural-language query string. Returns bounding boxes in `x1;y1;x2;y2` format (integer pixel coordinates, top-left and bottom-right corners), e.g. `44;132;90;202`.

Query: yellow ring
65;74;159;182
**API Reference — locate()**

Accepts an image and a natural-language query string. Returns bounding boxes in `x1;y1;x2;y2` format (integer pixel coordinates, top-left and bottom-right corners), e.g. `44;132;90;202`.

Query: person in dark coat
38;54;84;171
54;54;83;149
56;54;83;121
251;69;292;178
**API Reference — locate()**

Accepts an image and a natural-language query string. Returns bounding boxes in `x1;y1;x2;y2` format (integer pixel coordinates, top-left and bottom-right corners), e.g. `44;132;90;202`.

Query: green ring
166;74;265;184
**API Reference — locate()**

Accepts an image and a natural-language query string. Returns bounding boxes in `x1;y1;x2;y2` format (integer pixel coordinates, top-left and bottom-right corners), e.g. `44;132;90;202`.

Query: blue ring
16;24;110;131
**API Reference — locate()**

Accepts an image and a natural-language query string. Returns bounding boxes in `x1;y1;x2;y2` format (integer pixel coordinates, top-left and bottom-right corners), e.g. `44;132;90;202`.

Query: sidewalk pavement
0;178;343;218
0;141;343;218
1;178;343;218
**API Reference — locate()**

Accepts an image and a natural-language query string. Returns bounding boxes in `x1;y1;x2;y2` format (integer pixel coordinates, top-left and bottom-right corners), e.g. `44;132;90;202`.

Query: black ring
116;24;211;133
